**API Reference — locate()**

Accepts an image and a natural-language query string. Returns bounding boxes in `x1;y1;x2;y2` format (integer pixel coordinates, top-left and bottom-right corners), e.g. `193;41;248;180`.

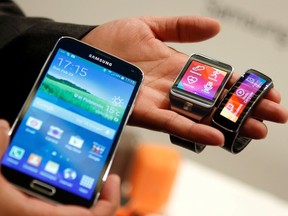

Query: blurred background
14;0;288;215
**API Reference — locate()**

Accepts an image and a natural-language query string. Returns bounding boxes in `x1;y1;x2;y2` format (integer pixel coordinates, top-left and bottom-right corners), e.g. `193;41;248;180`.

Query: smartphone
1;36;143;207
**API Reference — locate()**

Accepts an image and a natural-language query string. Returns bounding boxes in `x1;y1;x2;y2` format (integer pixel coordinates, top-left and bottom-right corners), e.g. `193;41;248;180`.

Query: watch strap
231;136;252;153
211;120;252;154
169;135;206;153
169;97;207;153
170;93;211;121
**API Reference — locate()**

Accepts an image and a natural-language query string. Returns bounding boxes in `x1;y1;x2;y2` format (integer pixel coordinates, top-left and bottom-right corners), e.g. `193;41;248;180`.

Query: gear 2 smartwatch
169;53;233;153
211;69;274;154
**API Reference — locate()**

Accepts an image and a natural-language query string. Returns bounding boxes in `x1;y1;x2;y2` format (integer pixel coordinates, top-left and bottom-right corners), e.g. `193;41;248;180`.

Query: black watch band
169;119;206;154
169;134;206;153
169;94;207;153
169;85;210;154
169;93;212;121
210;120;252;154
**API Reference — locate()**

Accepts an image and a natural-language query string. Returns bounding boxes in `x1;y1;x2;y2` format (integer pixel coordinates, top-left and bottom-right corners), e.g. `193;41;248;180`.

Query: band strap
169;118;206;153
169;94;211;121
169;135;206;153
169;94;208;153
222;132;252;154
210;120;252;154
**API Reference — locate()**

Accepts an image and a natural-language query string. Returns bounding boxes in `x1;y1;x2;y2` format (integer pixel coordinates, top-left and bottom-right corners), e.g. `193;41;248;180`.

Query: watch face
171;54;233;106
213;69;273;131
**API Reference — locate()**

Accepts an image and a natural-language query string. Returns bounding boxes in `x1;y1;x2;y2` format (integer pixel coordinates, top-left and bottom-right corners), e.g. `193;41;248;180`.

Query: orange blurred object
120;143;181;215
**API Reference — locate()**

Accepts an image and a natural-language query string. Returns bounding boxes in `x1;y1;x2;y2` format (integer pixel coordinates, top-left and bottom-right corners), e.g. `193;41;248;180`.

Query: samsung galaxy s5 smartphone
1;36;143;207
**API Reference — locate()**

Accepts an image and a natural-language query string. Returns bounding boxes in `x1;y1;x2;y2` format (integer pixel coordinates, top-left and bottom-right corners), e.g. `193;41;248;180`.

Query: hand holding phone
1;37;143;207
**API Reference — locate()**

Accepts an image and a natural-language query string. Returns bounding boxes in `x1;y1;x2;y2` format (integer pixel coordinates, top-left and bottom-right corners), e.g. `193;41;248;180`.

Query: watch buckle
183;102;193;111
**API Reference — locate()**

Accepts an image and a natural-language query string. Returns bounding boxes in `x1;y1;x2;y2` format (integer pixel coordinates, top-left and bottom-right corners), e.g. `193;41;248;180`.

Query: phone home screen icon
27;153;42;167
79;175;95;189
26;116;43;130
9;146;25;160
90;142;105;156
47;125;64;139
44;161;60;174
68;135;84;149
63;168;77;180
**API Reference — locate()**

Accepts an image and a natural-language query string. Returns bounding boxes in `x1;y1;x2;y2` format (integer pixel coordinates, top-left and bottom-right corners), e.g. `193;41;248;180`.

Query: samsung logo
89;54;112;66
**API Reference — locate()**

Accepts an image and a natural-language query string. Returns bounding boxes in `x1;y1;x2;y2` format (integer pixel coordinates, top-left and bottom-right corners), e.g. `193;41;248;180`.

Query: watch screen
176;60;229;101
220;73;266;122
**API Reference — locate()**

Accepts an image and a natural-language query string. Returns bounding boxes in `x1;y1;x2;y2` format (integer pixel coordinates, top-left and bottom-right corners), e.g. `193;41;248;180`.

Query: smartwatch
211;69;274;154
169;54;233;153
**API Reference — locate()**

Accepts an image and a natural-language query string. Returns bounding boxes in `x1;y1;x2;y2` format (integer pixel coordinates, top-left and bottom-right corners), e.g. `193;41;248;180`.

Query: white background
14;0;288;215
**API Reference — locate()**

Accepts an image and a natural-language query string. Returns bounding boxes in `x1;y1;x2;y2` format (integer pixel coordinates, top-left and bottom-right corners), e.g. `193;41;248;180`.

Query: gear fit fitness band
211;69;273;154
169;54;233;153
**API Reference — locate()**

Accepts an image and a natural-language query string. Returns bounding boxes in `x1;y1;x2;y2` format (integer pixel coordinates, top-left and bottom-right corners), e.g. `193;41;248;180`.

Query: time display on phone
54;51;88;77
176;60;228;101
220;73;266;122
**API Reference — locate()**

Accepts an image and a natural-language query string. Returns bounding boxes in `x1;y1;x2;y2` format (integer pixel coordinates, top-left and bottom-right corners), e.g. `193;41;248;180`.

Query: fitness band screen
176;60;228;101
220;73;266;122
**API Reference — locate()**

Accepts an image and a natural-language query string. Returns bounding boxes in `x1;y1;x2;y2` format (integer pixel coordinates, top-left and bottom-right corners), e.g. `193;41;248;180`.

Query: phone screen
1;37;143;206
175;60;229;101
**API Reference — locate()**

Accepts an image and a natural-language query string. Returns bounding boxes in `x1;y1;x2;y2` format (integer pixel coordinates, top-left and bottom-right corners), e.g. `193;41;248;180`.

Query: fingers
0;119;10;156
142;16;221;42
263;87;282;103
164;98;287;145
91;174;121;216
228;73;282;104
145;109;225;146
240;96;288;138
252;98;288;123
239;118;268;139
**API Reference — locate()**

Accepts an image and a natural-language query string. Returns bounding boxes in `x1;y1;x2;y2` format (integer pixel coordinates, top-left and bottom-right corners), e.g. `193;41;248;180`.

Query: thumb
0;119;10;156
144;16;221;42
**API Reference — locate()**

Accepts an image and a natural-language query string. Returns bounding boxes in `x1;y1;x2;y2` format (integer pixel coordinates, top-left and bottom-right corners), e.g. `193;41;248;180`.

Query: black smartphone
1;36;143;207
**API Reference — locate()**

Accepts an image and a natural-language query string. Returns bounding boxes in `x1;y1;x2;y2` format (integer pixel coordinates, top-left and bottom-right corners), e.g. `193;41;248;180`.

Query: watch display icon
187;76;198;84
192;65;205;71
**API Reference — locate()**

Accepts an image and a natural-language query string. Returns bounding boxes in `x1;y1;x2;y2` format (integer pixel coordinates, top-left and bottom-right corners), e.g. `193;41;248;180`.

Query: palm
88;18;184;129
82;16;287;146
